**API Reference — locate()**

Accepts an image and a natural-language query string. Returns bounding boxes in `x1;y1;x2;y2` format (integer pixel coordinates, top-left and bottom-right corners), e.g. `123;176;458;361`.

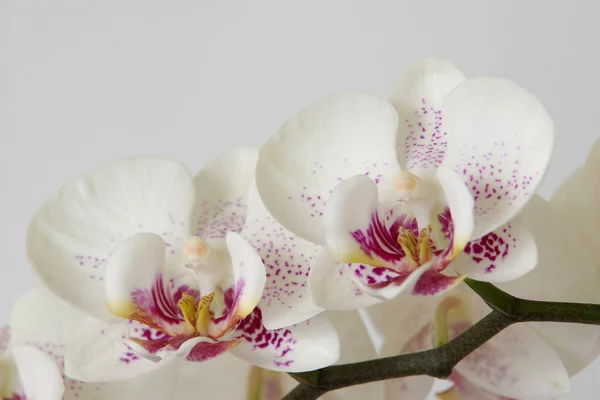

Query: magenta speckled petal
453;216;537;283
186;338;245;362
390;58;466;172
308;250;382;311
441;78;553;239
231;309;339;372
243;210;323;330
194;147;258;240
455;323;569;398
10;288;179;396
26;157;195;322
256;92;401;245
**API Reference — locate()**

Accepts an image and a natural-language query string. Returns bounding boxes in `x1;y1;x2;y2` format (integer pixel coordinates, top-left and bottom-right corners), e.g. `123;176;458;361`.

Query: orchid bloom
5;287;182;400
367;197;600;399
256;58;553;306
6;286;372;400
26;148;338;383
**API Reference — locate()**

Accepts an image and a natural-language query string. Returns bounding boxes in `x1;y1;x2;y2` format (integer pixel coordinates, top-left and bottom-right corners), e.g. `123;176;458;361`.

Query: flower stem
283;278;600;400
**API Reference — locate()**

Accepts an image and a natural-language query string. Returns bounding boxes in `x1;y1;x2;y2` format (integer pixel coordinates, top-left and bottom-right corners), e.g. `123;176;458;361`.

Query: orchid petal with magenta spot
256;92;401;244
243;188;324;329
194;147;258;239
231;311;339;372
26;158;195;322
10;288;179;398
390;57;465;172
441;78;553;239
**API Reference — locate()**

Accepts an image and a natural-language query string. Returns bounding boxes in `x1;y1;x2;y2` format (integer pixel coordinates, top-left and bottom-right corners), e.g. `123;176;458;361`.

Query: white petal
376;306;437;400
170;354;251;398
10;287;87;350
26;157;195;320
63;366;178;400
243;210;323;330
435;166;475;257
308;249;382;311
452;216;537;282
440;372;511;400
194;147;258;239
365;294;440;357
105;233;198;336
552;165;600;252
390;58;465;171
455;323;570;398
441;78;553;239
11;346;64;400
9;288;178;399
256;92;400;244
499;196;600;375
0;354;24;399
172;354;300;399
328;311;376;364
323;311;384;399
323;174;383;264
225;232;267;320
64;318;169;381
231;311;339;372
324;175;417;272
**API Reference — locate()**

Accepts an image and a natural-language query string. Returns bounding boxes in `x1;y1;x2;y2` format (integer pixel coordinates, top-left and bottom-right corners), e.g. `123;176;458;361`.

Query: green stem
282;278;600;400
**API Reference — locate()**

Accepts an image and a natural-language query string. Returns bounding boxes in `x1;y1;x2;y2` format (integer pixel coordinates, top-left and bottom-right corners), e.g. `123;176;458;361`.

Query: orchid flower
5;287;181;400
7;287;372;400
26;148;338;383
255;58;553;306
366;197;600;399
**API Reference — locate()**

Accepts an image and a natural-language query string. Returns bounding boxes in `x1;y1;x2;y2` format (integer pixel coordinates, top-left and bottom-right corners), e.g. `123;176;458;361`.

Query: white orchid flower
256;58;553;306
5;287;373;400
367;197;600;399
5;287;181;400
26;148;338;383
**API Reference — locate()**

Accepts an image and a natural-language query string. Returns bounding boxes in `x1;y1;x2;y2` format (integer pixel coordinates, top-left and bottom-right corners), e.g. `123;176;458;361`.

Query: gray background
0;1;597;398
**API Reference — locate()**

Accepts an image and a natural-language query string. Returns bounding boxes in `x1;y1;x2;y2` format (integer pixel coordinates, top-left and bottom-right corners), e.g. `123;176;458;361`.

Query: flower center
183;236;226;296
178;291;215;336
397;225;434;267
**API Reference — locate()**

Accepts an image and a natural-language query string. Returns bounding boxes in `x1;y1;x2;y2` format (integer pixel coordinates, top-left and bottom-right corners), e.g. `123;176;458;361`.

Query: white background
0;1;598;398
